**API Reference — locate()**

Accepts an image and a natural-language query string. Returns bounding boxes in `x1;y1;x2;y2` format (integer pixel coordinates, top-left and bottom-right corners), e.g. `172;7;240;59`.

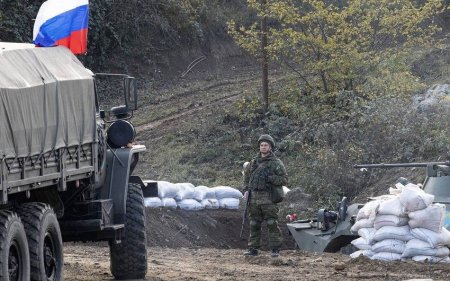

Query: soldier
243;134;288;257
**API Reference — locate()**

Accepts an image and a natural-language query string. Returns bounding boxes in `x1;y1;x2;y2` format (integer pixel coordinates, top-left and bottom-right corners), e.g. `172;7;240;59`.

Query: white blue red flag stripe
33;0;89;54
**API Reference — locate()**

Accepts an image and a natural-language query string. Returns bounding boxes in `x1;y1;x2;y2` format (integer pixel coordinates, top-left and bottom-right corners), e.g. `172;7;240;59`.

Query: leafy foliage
229;0;444;99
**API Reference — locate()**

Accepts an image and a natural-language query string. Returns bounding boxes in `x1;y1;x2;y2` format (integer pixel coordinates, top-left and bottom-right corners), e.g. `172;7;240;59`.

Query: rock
334;263;346;271
413;84;450;111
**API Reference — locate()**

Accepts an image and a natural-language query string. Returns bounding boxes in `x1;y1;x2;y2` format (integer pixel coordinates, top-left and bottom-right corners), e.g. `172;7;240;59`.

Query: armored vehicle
287;161;450;253
286;197;360;253
0;43;153;280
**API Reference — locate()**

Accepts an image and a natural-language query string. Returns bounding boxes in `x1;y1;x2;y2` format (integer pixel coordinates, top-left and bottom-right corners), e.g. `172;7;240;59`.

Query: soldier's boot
244;248;259;256
271;249;280;258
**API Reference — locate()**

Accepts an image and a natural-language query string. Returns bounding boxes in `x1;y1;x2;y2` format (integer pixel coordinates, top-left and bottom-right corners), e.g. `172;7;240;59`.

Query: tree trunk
260;0;269;113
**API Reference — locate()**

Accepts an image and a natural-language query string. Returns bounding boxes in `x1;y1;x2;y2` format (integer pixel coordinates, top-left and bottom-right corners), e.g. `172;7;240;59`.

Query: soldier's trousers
247;203;282;249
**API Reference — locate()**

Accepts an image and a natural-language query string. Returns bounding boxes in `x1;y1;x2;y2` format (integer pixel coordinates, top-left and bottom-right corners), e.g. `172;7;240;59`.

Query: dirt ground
62;208;450;281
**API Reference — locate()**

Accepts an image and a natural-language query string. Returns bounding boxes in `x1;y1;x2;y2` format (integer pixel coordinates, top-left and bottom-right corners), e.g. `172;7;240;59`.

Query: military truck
0;42;153;280
286;161;450;254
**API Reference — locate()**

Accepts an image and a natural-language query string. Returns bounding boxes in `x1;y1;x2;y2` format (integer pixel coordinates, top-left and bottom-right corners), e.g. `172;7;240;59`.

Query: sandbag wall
143;181;243;211
350;182;450;264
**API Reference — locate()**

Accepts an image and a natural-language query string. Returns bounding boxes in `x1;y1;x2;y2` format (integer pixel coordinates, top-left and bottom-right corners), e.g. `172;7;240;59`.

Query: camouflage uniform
243;136;288;252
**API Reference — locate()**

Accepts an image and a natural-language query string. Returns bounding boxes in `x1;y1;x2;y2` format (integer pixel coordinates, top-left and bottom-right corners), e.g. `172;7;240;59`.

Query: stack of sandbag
155;181;178;208
195;185;219;209
350;182;450;263
212;186;243;209
401;184;450;263
144;181;243;211
174;183;203;211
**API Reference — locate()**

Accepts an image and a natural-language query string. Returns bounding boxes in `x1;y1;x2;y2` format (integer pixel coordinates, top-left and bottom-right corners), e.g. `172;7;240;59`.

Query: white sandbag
193;186;206;201
378;197;406;217
399;183;434;212
373;214;408;230
282;186;290;195
156;181;179;198
212;186;243;199
201;199;220;209
351;237;371;250
161;198;177;209
369;194;397;201
358;228;376;244
371;239;405;254
408;203;445;233
356;200;381;221
351;217;375;233
402;239;450;258
410;227;450;247
144;197;162;208
218;198;240;209
177;199;204;211
174;183;196;201
196;185;215;199
412;255;450;264
371;252;402;261
389;182;405;195
350;250;374;259
372;225;414;242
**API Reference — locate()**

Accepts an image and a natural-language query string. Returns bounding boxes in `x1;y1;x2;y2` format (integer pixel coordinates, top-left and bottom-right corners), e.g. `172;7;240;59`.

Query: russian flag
33;0;89;55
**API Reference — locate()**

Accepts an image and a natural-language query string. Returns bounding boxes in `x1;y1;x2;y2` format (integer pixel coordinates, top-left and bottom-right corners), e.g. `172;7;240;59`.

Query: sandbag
410;227;450;247
177;198;204;211
201;199;219;209
371;252;402;261
161;198;177;209
196;185;215;199
351;217;375;233
358;228;376;244
377;197;406;217
371;239;405;254
157;181;179;198
282;186;291;195
212;186;243;199
193;186;207;202
408;203;445;233
373;214;408;230
218;198;240;209
372;225;414;242
388;182;405;195
351;237;371;250
175;183;196;201
356;200;381;221
399;184;434;212
350;250;374;259
412;255;450;264
402;239;450;258
144;197;162;208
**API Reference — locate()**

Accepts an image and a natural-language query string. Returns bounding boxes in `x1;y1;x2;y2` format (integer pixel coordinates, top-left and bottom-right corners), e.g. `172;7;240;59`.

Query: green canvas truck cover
0;43;96;158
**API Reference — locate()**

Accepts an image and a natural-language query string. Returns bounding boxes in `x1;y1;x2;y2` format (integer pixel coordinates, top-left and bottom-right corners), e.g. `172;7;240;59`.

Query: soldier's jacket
243;152;288;204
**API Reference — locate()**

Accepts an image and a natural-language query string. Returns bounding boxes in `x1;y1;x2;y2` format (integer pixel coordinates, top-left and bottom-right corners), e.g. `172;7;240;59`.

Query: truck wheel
0;211;30;281
17;203;63;281
110;183;147;279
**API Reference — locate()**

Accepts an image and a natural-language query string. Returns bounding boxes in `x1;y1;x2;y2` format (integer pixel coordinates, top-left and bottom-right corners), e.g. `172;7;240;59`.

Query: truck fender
101;145;146;224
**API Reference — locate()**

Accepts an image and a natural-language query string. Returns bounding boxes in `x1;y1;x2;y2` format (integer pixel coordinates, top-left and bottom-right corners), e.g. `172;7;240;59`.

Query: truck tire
110;183;147;279
0;211;30;281
16;203;63;281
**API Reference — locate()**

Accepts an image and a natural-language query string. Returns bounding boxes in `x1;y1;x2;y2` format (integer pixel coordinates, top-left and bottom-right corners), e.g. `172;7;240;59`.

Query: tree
228;0;444;102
